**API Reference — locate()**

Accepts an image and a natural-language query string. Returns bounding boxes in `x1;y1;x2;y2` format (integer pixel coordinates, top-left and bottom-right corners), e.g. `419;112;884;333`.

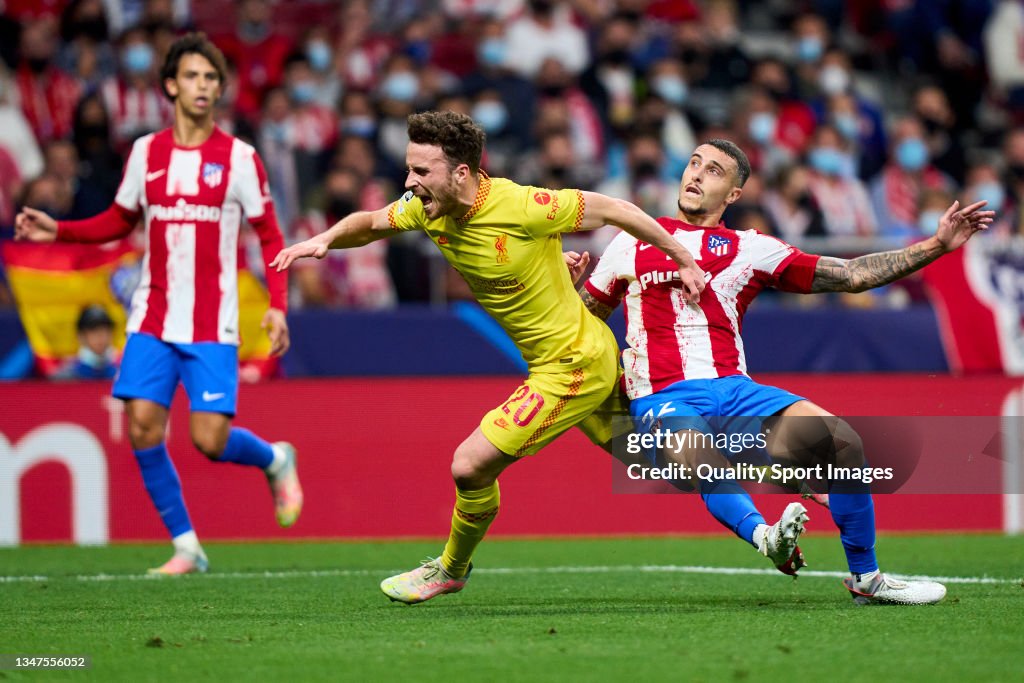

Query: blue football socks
700;478;766;547
134;444;193;537
829;491;879;575
217;427;275;469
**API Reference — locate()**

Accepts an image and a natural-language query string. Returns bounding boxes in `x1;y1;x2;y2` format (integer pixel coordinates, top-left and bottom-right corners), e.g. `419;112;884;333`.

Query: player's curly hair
160;32;228;102
705;139;751;187
407;111;485;173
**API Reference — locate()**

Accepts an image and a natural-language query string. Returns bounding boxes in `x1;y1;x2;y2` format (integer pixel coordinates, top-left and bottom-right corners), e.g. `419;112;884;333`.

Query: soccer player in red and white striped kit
578;139;991;604
15;33;302;575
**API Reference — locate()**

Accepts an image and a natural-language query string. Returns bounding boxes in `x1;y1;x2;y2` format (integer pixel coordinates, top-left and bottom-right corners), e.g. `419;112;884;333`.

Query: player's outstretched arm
14;207;59;242
578;191;705;304
271;206;396;271
811;199;994;293
16;204;139;244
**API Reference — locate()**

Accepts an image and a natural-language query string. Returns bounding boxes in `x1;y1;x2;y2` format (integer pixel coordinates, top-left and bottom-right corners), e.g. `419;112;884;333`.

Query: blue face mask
265;120;290;143
797;36;823;63
918;209;945;235
472;100;508;134
381;72;419;103
123;43;154;74
896;138;929;172
748;112;776;144
834;112;859;140
289;81;317;105
478;38;507;68
652;75;687;106
973;181;1005;212
307;41;331;72
809;147;847;176
342;115;376;138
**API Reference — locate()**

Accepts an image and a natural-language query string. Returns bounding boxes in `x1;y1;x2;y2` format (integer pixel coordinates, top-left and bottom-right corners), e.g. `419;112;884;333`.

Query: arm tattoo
810;240;945;293
578;287;616;320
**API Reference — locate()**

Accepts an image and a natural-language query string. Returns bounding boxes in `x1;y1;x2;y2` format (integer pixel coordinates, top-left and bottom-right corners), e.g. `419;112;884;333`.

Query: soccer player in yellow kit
271;111;704;604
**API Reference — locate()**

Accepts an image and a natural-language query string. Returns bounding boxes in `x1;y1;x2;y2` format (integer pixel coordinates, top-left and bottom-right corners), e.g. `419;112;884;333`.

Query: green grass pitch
1;534;1022;682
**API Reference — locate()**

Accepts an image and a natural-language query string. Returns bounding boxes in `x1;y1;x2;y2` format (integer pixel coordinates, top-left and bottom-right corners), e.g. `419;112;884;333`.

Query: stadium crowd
0;0;1021;312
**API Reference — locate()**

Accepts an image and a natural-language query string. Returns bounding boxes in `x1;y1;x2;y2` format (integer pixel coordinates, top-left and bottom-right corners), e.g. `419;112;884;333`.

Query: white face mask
819;64;851;95
918;209;945;235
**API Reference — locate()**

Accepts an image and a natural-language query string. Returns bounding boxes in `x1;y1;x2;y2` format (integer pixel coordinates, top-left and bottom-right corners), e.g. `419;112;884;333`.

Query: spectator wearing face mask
99;26;174;154
375;54;424;177
809;49;887;178
914;189;956;240
636;58;696;180
821;90;886;181
748;58;817;158
282;54;338;189
216;0;293;124
791;12;832;99
469;89;516;176
762;163;827;242
730;86;796;178
296;26;342;111
870;115;954;237
805;124;878;236
52;304;120;380
257;87;300;233
337;90;378;142
462;18;536;150
960;161;1011;239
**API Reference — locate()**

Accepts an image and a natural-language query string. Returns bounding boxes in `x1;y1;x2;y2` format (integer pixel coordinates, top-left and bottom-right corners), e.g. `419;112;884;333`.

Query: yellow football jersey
387;173;613;371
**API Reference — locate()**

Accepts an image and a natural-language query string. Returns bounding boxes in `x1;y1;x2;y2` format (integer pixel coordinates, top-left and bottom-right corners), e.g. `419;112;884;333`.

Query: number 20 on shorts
501;385;546;427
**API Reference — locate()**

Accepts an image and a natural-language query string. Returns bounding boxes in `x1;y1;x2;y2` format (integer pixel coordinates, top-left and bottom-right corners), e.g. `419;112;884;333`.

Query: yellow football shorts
480;328;629;457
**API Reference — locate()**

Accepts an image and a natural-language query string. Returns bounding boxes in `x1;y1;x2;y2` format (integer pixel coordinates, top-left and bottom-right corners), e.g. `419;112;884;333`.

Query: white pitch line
0;565;1018;585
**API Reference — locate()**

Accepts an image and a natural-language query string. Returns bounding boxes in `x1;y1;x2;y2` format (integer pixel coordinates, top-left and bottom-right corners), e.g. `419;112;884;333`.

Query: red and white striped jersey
58;127;287;345
585;217;820;399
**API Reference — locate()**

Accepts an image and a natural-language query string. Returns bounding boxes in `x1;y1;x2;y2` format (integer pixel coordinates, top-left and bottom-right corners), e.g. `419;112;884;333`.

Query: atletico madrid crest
707;234;732;257
202;162;224;189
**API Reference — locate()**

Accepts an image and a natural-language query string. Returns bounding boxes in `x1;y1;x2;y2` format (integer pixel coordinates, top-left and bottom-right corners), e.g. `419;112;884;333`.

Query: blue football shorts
628;374;804;465
113;332;239;415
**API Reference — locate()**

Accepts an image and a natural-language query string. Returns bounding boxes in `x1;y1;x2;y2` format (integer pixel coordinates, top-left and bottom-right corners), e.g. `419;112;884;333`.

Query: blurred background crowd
1;0;1022;314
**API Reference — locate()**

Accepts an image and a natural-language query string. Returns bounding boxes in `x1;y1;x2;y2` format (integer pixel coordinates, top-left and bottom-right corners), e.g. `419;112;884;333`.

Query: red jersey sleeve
775;251;821;293
56;203;140;243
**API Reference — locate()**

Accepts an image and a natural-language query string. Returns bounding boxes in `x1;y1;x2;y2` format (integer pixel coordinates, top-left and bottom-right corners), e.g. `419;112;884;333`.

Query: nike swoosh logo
146;169;166;182
202;391;225;402
638;243;652;251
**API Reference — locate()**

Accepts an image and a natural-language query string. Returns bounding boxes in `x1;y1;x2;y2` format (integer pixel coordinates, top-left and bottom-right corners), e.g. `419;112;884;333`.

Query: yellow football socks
440;482;500;578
